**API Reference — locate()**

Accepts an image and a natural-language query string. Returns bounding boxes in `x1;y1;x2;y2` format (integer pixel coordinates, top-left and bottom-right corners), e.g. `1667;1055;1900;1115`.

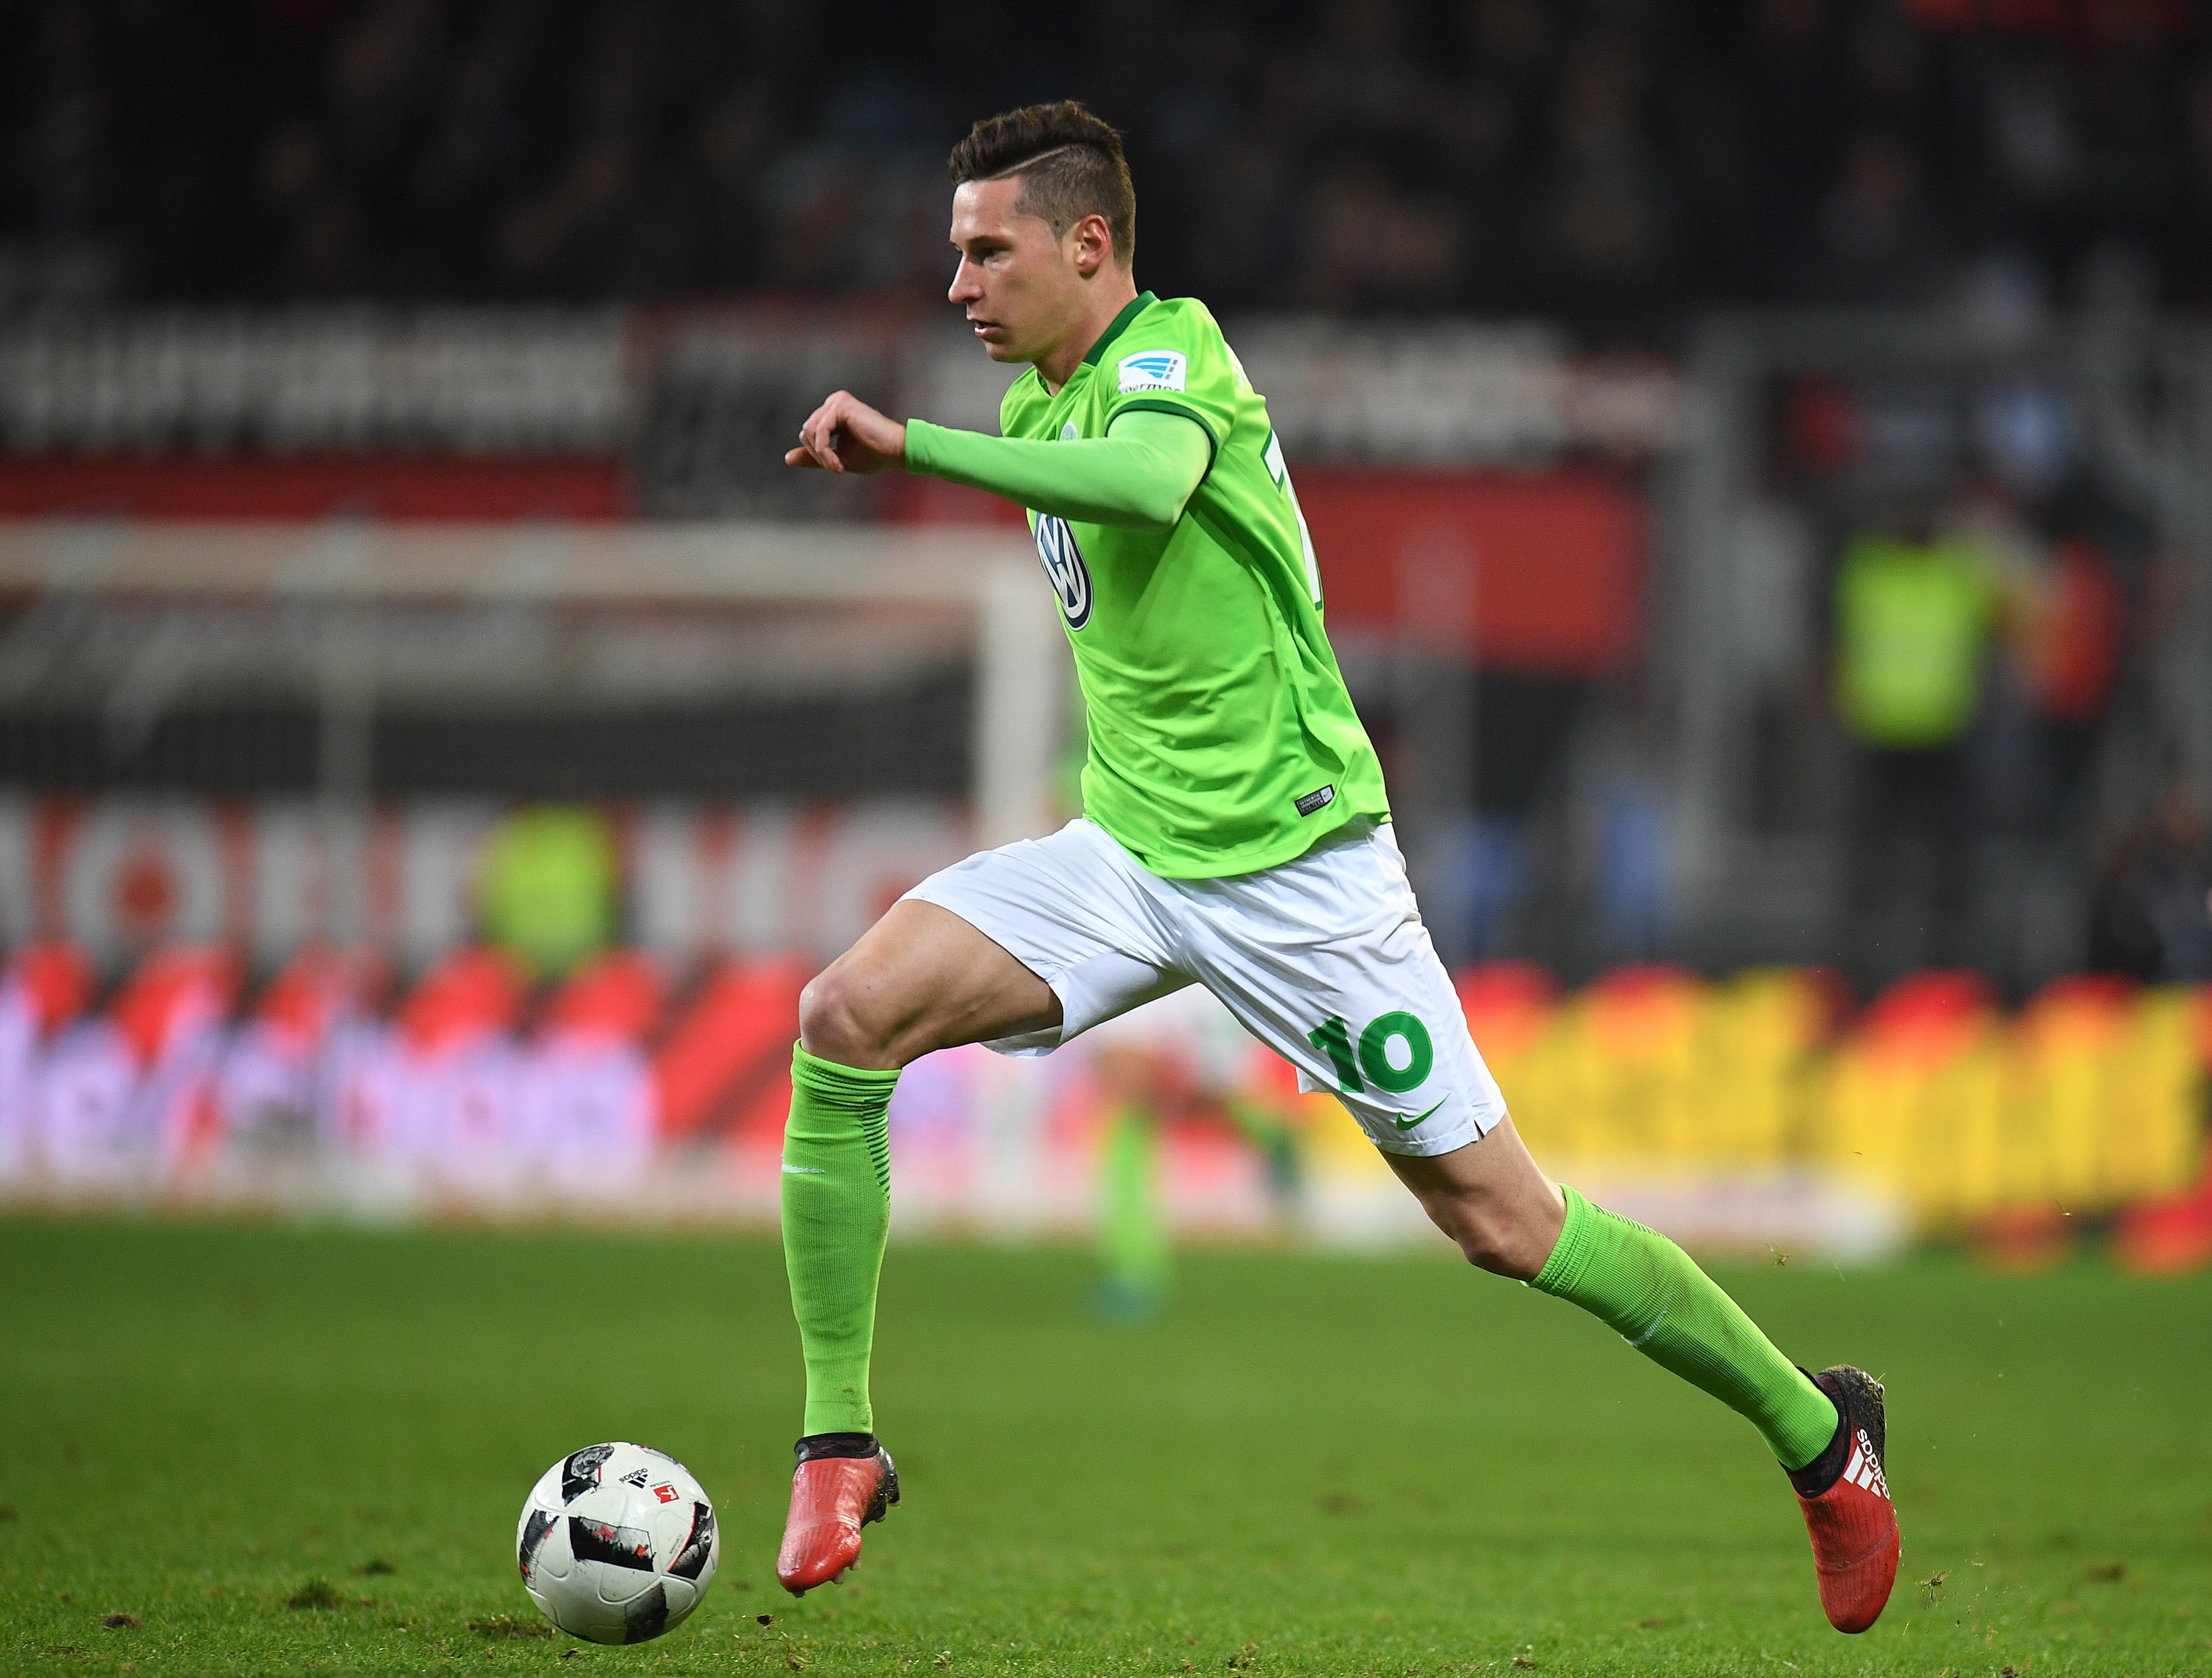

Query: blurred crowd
4;0;2212;327
1783;394;2212;992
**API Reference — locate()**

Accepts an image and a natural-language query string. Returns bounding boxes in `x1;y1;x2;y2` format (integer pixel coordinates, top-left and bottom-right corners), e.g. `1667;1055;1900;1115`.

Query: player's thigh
801;899;1059;1070
872;822;1194;1061
1176;822;1507;1156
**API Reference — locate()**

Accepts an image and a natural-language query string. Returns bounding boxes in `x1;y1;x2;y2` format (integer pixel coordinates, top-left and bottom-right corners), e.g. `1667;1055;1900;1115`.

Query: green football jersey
998;290;1390;879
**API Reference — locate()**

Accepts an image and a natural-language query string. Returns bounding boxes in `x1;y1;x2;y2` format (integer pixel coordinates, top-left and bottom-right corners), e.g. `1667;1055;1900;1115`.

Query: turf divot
467;1614;552;1638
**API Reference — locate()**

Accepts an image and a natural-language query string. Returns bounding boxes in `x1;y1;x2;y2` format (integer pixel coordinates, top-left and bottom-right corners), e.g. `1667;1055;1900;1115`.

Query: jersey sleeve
902;414;1208;532
1099;303;1237;471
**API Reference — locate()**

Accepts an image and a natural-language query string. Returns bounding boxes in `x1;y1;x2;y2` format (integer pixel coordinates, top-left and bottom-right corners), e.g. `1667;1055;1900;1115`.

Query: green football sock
1532;1186;1839;1469
1223;1094;1301;1200
1099;1104;1172;1298
781;1045;899;1438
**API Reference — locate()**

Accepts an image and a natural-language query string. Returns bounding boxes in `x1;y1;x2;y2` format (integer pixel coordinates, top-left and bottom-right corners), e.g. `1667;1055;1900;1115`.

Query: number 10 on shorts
1308;1012;1434;1094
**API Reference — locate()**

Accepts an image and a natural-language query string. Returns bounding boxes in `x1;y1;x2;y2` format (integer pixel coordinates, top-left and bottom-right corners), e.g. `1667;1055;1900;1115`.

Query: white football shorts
903;817;1506;1157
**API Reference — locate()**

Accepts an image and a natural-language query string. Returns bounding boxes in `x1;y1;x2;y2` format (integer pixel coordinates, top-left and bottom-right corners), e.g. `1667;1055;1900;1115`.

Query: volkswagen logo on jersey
1033;514;1093;630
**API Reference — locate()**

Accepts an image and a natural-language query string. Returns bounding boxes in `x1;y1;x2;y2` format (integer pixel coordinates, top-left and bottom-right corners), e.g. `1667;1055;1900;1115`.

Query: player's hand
785;391;906;475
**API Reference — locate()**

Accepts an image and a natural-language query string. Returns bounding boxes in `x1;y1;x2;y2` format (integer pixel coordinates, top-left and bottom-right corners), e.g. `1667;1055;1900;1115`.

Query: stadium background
1;0;2210;1273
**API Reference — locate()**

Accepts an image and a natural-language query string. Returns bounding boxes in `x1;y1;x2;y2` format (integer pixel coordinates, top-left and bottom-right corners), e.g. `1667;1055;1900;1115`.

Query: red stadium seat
1453;961;1559;1059
1855;970;1996;1068
4;942;95;1037
651;958;810;1143
111;946;240;1070
543;951;668;1045
252;949;379;1046
394;947;526;1054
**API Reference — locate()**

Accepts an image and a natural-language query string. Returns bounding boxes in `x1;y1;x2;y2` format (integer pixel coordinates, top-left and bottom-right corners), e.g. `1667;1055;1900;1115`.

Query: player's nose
947;256;982;303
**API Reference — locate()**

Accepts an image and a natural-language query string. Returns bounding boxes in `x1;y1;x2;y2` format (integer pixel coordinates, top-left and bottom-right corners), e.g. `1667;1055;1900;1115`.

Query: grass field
1;1218;2206;1677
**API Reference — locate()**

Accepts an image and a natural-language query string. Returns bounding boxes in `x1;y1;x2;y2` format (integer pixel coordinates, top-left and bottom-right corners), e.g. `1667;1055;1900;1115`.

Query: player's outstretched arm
903;409;1209;532
785;391;907;475
785;394;1209;532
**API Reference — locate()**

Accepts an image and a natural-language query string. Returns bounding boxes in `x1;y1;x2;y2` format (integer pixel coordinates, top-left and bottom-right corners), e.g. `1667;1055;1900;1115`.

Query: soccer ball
516;1442;720;1643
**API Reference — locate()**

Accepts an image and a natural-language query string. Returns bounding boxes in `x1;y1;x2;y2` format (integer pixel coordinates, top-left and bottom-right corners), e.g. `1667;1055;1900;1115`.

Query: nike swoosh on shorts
1394;1096;1449;1130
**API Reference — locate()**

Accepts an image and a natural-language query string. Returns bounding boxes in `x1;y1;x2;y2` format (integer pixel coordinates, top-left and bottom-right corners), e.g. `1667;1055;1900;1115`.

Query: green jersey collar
1081;291;1158;369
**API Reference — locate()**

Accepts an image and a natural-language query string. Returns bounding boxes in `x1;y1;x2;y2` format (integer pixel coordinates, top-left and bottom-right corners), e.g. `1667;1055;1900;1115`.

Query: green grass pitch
1;1218;2206;1676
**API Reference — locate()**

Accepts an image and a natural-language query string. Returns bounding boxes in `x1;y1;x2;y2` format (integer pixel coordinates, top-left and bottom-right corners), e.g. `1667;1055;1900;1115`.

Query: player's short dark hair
947;101;1135;268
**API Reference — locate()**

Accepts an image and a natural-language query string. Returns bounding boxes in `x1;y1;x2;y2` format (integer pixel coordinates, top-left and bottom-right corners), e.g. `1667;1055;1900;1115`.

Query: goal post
0;517;1069;930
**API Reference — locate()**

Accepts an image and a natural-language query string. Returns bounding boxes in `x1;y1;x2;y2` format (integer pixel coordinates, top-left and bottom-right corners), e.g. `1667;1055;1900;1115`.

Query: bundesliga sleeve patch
1117;349;1188;394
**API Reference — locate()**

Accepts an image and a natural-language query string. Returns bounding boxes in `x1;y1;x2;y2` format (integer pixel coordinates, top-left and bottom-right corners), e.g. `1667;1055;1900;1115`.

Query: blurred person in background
2013;529;2124;834
1830;504;2000;989
475;805;622;984
1083;988;1304;1322
1945;480;2128;846
1968;375;2130;840
2087;784;2212;984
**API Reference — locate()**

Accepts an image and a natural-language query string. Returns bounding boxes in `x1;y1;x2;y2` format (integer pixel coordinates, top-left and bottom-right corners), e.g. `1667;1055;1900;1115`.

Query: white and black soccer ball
516;1442;720;1644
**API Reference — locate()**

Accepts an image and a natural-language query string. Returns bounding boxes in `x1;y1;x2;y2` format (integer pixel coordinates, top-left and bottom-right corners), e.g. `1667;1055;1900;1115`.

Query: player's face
947;178;1088;365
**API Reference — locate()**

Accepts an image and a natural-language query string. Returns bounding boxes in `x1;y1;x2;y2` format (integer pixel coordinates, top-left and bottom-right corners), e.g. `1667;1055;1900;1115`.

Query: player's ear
1069;213;1113;280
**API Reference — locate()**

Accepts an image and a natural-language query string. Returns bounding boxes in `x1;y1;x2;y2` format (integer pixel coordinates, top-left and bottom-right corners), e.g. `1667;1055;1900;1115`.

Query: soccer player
1085;985;1306;1319
774;101;1901;1633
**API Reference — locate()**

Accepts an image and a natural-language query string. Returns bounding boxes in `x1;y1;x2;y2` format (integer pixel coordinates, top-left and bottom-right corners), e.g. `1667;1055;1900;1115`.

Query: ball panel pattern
623;1581;669;1643
517;1507;558;1582
568;1516;656;1572
518;1442;716;1646
560;1444;616;1502
667;1502;716;1581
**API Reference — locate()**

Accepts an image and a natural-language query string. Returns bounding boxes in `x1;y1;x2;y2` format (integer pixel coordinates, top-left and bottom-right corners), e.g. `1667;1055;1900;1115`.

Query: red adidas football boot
1790;1365;1900;1633
776;1437;899;1595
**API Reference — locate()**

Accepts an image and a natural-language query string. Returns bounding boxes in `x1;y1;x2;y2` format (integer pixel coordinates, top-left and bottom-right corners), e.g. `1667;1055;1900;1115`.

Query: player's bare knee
1450;1219;1519;1277
798;966;894;1069
1430;1194;1546;1281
